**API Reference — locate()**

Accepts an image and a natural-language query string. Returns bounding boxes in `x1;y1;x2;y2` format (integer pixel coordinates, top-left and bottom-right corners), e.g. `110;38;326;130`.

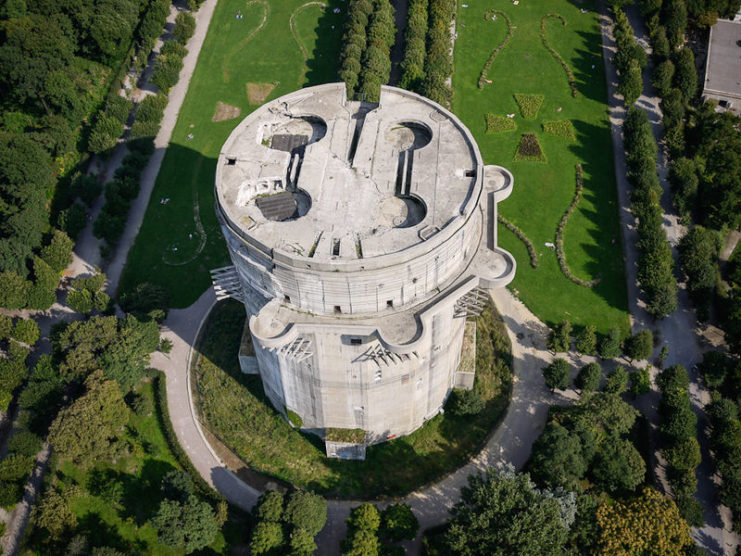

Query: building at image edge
213;83;515;459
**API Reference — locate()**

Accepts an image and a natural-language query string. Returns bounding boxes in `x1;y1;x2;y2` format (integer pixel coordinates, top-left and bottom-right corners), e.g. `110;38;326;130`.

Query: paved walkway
598;4;738;554
150;284;558;554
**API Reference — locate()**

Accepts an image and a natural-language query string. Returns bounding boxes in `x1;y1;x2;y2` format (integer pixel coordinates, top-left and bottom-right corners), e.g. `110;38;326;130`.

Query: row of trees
398;0;428;91
624;106;679;318
339;0;395;102
548;319;655;362
341;502;418;554
249;490;327;555
0;0;173;305
0;229;74;311
706;396;741;530
418;0;455;106
613;8;646;106
656;365;704;525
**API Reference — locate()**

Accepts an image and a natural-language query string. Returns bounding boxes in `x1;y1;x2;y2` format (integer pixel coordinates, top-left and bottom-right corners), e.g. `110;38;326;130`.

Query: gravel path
149;284;559;554
598;4;739;554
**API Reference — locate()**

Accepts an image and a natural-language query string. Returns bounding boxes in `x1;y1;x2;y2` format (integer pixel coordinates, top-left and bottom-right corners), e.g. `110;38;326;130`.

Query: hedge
398;0;429;91
497;214;538;268
540;14;578;98
420;0;456;106
478;11;513;89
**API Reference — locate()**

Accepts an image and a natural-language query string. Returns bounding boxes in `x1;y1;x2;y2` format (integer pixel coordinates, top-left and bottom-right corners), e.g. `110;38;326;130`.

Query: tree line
339;0;395;102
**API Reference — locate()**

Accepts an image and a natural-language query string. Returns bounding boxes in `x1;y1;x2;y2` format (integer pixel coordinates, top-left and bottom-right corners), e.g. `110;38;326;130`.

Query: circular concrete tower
214;83;515;459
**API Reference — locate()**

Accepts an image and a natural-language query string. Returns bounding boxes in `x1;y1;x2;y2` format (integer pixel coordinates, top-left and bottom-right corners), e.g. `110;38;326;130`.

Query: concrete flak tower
213;83;515;459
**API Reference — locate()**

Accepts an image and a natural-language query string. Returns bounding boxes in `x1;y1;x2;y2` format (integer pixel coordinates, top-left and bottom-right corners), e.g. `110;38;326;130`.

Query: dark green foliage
33;488;77;539
137;93;168;125
605;366;629;394
657;364;690;393
420;0;455;106
347;503;381;533
548;320;572;353
173;12;196;45
623;107;678;318
600;327;622;359
284;491;327;536
161;470;196;501
380;503;418;542
0;453;34;482
151;494;218;554
576;362;602;393
669;157;699;218
698;351;731;389
40;229;74;274
575;325;597;355
0;133;54;276
679;226;719;318
255;490;284;523
618;59;643;106
0;314;11;340
48;370;130;467
289;528;317;555
57;202;87;240
119;282;171;321
447;388;484;416
151;53;184;91
528;423;587;490
623;329;654;361
443;468;568;554
652;59;675;97
673;47;697;101
399;0;428;90
11;318;40;345
514;133;546;162
250;521;284;554
592;435;646;494
161;39;188;60
630;367;651;397
707;396;741;525
543;358;570;391
662;0;688;49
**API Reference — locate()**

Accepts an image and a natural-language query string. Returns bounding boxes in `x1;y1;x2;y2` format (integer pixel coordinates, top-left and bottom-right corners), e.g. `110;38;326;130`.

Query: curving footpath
150;285;557;554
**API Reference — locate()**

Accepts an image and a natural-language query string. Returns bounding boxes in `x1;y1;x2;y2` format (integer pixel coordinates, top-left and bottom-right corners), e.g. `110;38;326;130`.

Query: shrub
630;367;651;397
0;271;30;310
284;491;327;536
8;431;41;457
57;202;87;240
447;388;484;416
543;358;570;391
514;133;546;162
137;93;168;124
576;362;601;393
485;114;516;134
514;93;544;119
624;330;654;361
497;215;538;268
12;318;40;345
66;289;94;314
151;54;184;91
381;503;418;542
548;320;572;352
600;328;623;359
40;230;74;273
478;10;513;89
173;11;196;44
605;366;629;394
575;325;597;355
542;120;575;140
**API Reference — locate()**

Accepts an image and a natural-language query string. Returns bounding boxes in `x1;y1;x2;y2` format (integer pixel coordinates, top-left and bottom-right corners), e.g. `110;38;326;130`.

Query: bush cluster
477;10;513;89
514;133;545;162
623;107;678;318
339;0;395;102
513;93;544;120
87;96;134;154
485;114;516;134
341;502;419;554
419;0;456;106
555;165;601;288
540;14;578;98
542;120;575;141
399;0;429;91
497;214;538;268
656;365;704;526
707;396;741;531
66;272;110;315
613;9;646;107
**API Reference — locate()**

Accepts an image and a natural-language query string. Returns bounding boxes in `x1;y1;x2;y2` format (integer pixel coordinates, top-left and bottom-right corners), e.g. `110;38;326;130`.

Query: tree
0;133;54;276
342;528;380;556
0;314;12;340
444;467;568;555
678;226;719;315
447;388;484;416
669;157;698;217
605;366;629;394
592;435;646;494
623;329;653;361
599;328;622;359
576;392;638;438
618;59;643;106
255;490;284;522
596;487;692;554
543;359;570;391
33;488;77;540
652;59;675;96
289;527;316;555
576;362;601;393
380;503;418;542
575;325;597;355
40;229;74;273
173;12;196;44
529;423;587;490
47;370;130;466
548;320;572;352
11;318;39;345
151;495;218;554
161;470;195;501
698;351;731;389
250;521;284;555
284;491;327;536
665;437;701;471
673;47;697;101
347;502;380;533
630;367;651;397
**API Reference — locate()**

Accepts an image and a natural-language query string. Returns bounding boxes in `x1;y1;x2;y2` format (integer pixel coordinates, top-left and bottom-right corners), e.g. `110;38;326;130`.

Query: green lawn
453;0;629;333
192;300;511;498
118;0;344;306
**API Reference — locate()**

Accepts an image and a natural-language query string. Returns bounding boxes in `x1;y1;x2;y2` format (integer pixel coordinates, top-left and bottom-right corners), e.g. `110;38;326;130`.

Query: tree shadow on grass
303;0;344;87
76;510;139;553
